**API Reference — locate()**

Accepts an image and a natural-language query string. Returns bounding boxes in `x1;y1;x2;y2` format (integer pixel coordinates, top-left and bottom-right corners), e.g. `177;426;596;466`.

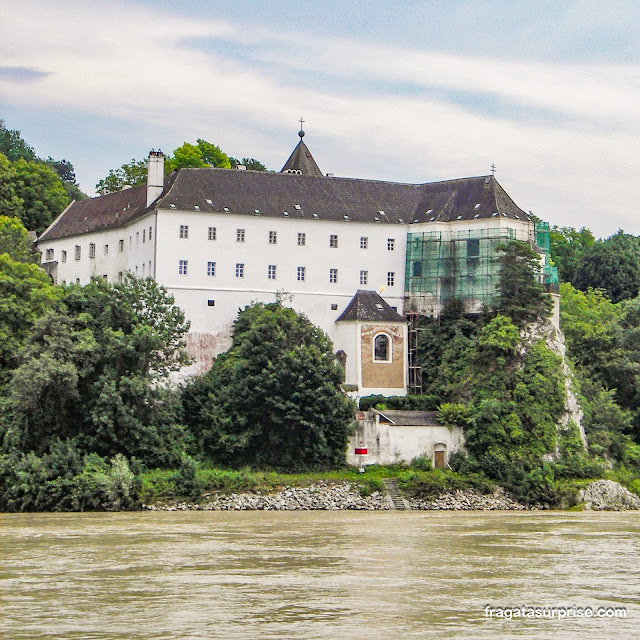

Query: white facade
38;144;545;392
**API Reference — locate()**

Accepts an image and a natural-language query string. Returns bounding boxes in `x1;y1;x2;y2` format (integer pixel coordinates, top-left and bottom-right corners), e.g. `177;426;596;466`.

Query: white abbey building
37;132;557;397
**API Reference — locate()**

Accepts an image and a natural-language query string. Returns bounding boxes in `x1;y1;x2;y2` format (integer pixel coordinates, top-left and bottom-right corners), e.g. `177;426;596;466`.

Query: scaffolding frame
405;227;518;313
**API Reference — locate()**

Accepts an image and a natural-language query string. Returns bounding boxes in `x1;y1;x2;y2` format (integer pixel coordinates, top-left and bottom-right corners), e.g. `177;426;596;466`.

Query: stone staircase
384;479;411;510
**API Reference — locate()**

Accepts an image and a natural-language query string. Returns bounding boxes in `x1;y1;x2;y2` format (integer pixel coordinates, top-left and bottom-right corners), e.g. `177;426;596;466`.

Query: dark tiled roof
375;410;441;426
38;173;177;242
39;169;530;243
336;290;406;323
280;139;323;176
156;170;527;225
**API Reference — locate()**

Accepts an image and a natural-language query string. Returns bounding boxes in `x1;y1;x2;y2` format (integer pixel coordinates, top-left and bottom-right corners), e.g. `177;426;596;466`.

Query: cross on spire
299;117;305;130
298;117;305;139
491;163;497;176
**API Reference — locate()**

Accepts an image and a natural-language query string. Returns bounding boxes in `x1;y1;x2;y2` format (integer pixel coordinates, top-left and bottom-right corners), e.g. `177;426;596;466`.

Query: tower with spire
280;120;323;177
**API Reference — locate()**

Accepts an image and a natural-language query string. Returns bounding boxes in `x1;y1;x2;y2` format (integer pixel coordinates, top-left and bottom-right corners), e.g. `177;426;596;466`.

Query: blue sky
1;0;639;237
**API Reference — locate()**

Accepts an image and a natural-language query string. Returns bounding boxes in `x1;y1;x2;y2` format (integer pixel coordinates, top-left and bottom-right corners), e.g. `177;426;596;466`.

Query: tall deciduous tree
549;226;595;284
12;159;70;233
95;158;148;195
4;276;191;464
183;302;355;470
573;231;640;303
0;215;38;263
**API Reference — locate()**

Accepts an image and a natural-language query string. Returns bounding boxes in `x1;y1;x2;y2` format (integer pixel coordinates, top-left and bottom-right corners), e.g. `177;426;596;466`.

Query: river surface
1;511;639;639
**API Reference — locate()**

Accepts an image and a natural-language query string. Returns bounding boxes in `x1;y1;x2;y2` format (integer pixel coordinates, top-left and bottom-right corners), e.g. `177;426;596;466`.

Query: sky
1;0;639;238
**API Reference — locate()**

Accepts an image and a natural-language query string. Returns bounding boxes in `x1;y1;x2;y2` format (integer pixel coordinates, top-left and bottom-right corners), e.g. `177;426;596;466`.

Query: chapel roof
280;136;324;177
336;290;407;323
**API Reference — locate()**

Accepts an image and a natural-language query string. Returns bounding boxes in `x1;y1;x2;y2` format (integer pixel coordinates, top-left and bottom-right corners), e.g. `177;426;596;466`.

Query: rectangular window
297;266;306;281
269;231;277;244
118;271;123;283
149;227;152;242
387;238;395;251
267;264;277;280
143;230;146;243
75;245;81;260
75;278;80;284
207;261;216;276
387;271;395;287
360;270;368;285
45;248;54;260
179;225;188;239
412;261;423;277
119;239;124;252
297;232;306;246
468;238;480;258
104;244;109;255
207;299;215;307
89;243;96;259
235;263;244;278
136;232;139;246
330;234;338;248
178;259;188;275
208;226;216;241
329;268;338;284
129;236;132;248
360;236;368;249
142;264;145;276
236;229;245;242
61;250;67;263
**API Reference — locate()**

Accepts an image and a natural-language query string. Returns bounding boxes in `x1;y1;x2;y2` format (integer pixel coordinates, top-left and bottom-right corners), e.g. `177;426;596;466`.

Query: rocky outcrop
580;480;640;511
409;488;529;511
520;320;587;449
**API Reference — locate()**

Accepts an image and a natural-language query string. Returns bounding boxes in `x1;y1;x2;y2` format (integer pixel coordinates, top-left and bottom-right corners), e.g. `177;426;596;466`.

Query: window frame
178;259;188;275
373;332;392;363
179;225;189;239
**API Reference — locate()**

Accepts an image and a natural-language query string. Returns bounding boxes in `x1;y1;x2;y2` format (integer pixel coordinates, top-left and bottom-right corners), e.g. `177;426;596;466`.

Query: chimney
147;149;164;207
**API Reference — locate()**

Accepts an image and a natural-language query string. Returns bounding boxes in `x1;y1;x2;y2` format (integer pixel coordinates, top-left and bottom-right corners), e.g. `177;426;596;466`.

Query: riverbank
142;481;531;511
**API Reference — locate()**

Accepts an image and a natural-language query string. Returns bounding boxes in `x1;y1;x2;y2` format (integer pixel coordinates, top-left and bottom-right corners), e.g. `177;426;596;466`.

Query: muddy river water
1;510;639;639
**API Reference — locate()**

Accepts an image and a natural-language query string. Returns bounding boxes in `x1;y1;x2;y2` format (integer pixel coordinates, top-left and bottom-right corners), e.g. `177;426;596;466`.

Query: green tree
166;139;231;171
183;302;355;470
4;276;191;464
549;226;595;283
196;139;231;168
229;157;268;171
0;120;37;162
0;254;62;380
494;240;551;327
44;157;87;202
95;158;148;195
573;231;640;303
0;153;24;219
0;215;38;263
12;159;70;233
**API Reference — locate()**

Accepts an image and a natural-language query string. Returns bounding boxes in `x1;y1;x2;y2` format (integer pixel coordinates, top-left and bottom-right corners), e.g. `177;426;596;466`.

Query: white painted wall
39;211;156;286
347;412;465;466
155;208;407;349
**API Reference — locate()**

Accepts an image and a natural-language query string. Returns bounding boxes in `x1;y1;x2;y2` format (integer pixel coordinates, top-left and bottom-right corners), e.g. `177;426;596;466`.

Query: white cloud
1;0;638;236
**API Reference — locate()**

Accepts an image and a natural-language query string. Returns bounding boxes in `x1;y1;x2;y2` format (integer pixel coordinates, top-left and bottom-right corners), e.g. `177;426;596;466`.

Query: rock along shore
142;482;530;512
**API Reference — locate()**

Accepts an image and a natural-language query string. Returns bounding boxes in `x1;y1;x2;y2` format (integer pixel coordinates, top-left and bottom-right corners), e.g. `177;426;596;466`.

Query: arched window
374;333;391;362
